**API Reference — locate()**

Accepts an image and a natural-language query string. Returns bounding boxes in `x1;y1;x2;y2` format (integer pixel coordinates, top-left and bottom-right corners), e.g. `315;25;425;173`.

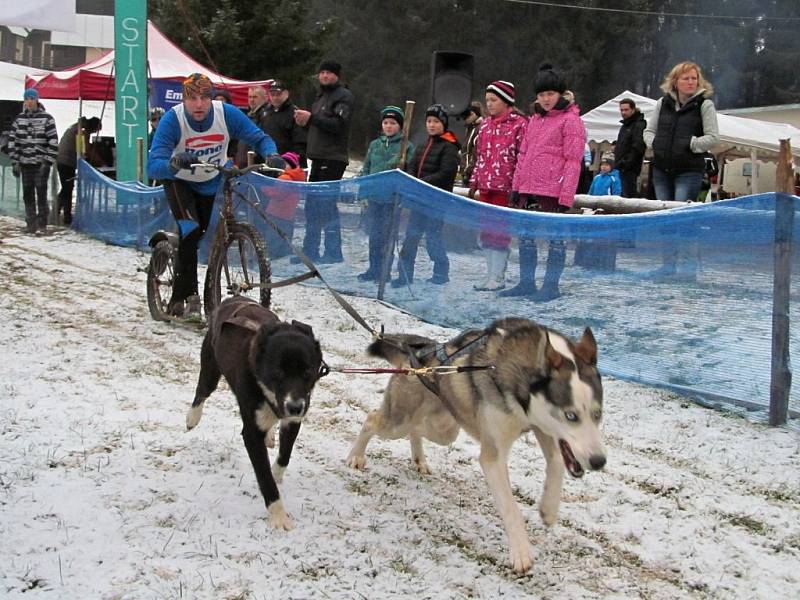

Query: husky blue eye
565;411;578;422
592;410;602;421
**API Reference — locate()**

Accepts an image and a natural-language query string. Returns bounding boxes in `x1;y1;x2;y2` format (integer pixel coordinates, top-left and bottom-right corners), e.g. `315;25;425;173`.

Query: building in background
0;0;113;70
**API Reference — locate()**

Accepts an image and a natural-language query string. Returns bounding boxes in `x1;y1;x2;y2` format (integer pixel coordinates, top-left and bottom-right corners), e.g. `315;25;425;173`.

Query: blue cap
23;88;39;100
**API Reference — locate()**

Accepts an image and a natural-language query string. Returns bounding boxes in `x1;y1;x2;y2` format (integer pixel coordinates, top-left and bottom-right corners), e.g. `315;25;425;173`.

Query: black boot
533;240;565;302
498;239;537;297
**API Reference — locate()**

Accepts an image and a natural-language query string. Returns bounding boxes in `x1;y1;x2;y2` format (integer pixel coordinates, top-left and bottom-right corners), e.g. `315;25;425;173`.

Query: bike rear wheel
204;222;271;318
147;240;176;321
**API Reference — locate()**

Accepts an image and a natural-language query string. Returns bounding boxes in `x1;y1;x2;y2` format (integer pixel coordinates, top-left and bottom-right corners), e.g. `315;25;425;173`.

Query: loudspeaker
430;51;474;116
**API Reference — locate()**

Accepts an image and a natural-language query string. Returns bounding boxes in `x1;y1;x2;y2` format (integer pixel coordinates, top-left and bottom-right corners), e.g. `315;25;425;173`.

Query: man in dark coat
614;98;647;198
235;85;271;166
263;80;307;166
56;116;101;224
293;60;355;263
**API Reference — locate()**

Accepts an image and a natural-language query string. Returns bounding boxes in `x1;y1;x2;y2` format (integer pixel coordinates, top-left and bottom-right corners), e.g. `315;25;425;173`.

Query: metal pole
769;139;794;426
136;137;144;183
750;149;759;194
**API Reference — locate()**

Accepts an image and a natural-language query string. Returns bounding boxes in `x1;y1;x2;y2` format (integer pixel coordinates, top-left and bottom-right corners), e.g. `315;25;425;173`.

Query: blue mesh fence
0;161;25;219
76;160;799;423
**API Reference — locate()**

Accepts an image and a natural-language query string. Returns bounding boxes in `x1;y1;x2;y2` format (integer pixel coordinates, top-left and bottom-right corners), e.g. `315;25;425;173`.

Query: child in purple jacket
499;63;586;300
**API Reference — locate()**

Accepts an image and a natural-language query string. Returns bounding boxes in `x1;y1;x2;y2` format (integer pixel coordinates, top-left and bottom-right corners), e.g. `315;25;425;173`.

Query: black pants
21;163;50;231
397;209;449;282
57;162;76;224
303;158;346;260
163;180;215;302
620;170;640;198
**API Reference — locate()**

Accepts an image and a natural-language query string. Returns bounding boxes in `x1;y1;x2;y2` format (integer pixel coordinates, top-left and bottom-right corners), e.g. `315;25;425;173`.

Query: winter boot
649;249;678;280
533;241;566;302
498;240;537;297
483;249;509;291
473;249;494;291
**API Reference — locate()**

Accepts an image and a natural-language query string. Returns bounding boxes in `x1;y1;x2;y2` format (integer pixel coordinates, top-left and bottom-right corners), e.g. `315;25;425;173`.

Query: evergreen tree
148;0;333;91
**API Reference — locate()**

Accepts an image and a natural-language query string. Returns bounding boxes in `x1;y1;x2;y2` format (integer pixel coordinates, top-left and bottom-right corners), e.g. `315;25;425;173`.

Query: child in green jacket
357;106;414;281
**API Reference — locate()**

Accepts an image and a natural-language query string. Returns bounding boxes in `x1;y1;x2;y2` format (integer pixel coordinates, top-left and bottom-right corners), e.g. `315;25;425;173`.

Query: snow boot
532;241;565;302
498;240;537;297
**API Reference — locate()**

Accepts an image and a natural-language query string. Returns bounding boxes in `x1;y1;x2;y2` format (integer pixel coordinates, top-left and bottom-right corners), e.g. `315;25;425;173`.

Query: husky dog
346;317;605;573
186;296;325;530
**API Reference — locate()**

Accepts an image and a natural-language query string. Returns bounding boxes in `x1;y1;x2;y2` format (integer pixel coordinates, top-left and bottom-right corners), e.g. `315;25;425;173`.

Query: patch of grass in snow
724;513;769;535
633;479;681;499
388;554;418;575
750;484;798;504
346;479;370;496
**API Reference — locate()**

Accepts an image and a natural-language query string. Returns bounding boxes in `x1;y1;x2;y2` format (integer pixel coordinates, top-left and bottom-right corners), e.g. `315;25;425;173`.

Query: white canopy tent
582;91;800;161
0;60;116;138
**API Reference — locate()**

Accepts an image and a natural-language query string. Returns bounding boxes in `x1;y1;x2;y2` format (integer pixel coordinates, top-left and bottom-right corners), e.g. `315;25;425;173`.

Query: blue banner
149;79;183;110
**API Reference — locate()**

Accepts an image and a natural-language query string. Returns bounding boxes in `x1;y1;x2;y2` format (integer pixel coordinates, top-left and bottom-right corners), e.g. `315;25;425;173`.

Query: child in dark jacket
357;106;414;282
392;104;460;287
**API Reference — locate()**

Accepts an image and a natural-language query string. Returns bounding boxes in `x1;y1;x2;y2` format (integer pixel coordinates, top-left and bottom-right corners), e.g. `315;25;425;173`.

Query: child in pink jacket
469;80;527;291
499;63;586;301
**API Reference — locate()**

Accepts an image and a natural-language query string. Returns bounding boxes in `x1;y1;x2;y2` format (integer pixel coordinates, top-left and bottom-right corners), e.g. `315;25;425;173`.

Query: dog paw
272;463;286;484
508;542;534;573
539;501;560;526
345;453;367;470
268;500;294;531
185;404;204;430
413;459;431;475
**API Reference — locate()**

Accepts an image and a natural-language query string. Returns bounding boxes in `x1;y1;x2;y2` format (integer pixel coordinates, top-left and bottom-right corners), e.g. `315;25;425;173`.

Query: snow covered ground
1;215;799;599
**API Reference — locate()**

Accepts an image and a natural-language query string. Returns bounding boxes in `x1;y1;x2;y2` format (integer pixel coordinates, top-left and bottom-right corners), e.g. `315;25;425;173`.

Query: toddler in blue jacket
588;155;622;196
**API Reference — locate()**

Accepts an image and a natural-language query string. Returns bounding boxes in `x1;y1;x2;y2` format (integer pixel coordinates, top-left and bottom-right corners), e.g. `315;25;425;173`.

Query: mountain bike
146;162;283;323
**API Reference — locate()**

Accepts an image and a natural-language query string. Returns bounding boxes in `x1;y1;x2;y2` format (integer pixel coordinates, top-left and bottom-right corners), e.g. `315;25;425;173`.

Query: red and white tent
25;21;270;106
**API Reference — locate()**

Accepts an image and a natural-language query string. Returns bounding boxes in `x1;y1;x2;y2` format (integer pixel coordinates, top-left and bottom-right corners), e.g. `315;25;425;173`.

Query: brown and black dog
186;296;325;530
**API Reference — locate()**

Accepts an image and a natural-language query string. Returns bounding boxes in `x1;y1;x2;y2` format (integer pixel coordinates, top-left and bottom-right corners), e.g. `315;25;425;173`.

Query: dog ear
544;331;563;370
290;320;315;338
573;327;598;366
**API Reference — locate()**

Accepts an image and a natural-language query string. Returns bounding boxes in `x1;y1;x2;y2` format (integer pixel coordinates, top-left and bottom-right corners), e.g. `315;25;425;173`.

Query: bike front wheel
204;222;271;319
147;240;176;321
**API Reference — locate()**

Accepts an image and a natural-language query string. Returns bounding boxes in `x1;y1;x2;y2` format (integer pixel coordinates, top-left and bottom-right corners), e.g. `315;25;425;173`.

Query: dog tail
368;334;436;368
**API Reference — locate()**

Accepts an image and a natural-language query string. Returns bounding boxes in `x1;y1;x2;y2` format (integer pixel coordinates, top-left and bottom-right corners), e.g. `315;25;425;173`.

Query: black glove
265;154;287;171
169;151;195;172
12;164;20;178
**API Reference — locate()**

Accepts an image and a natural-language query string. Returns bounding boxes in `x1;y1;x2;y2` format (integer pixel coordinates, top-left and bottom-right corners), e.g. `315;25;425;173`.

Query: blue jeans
652;168;703;202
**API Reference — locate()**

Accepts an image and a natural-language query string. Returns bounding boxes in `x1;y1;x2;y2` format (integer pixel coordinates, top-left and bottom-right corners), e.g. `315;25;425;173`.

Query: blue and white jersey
148;101;278;196
173;101;229;182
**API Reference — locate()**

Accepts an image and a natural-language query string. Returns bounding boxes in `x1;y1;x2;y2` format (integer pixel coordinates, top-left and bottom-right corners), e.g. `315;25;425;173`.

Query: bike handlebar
189;162;285;177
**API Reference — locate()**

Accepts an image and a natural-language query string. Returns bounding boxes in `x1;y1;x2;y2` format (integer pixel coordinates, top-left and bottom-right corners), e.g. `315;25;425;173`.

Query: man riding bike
148;73;280;318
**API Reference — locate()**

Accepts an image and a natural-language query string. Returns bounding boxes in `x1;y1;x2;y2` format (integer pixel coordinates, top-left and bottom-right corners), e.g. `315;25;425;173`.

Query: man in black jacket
264;80;307;166
294;60;355;263
235;85;271;166
614;98;647;198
